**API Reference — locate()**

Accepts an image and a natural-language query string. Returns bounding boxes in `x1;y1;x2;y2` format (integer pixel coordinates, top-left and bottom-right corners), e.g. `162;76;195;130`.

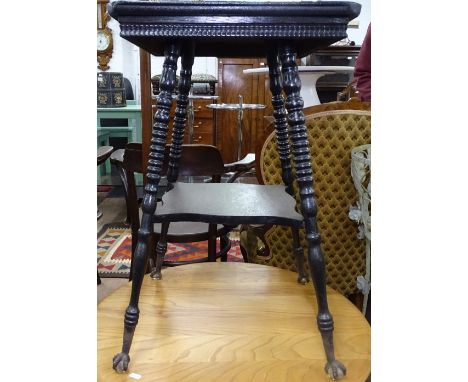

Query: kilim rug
97;224;243;278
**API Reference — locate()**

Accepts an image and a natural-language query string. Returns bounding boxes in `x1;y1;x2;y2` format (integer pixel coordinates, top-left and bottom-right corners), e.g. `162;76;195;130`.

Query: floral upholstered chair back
240;101;371;296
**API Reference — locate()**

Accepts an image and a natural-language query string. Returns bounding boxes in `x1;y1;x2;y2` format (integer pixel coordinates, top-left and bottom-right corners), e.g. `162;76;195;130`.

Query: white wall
98;10;141;102
100;0;370;102
347;0;371;45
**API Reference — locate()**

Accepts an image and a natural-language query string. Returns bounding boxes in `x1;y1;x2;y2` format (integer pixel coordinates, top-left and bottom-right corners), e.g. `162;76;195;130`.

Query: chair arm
239;223;272;263
109;148;125;166
224;153;255;183
97;146;114;166
224;153;255;171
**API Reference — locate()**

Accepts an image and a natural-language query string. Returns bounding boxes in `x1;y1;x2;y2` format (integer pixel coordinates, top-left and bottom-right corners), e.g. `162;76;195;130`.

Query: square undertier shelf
152;182;304;228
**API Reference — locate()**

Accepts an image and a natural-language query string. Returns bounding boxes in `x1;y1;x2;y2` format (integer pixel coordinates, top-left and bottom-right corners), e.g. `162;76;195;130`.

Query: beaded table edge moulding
108;1;361;57
107;1;361;381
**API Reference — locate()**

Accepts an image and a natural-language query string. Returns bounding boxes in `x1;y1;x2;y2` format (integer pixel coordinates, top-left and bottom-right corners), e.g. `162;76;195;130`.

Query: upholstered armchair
240;100;371;297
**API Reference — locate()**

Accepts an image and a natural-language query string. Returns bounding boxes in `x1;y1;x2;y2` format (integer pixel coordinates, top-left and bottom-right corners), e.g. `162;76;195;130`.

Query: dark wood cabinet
190;98;217;145
152;99;217;146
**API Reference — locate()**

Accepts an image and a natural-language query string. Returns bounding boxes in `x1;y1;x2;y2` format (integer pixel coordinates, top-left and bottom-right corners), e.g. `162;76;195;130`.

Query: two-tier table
107;1;362;380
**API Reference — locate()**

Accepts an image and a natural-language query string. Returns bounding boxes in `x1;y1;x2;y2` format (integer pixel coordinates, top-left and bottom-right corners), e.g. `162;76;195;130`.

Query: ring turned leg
167;42;195;183
112;42;181;373
150;222;170;280
266;50;307;284
148;44;195;280
291;227;309;285
279;45;346;380
266;50;294;195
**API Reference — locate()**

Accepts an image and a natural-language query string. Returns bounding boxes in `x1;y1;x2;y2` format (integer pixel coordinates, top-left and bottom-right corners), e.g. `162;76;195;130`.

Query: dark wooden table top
108;1;361;57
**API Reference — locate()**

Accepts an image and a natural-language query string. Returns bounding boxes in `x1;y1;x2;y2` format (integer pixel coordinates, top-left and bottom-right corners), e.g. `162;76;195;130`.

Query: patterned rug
97;225;243;278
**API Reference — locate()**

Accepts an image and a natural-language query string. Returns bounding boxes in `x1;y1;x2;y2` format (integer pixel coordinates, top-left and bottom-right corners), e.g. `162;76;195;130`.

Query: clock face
97;31;111;52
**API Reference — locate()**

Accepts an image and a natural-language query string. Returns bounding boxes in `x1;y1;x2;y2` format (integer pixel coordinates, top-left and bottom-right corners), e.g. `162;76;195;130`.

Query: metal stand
207;95;265;160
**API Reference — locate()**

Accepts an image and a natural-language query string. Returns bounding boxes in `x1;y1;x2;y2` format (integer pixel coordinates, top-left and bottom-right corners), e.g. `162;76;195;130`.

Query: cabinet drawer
193;104;215;119
188;132;213;145
193;118;213;133
158;100;216;119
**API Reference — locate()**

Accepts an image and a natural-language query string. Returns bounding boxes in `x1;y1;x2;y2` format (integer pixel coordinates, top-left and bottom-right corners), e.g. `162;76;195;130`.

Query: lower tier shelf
152;182;304;228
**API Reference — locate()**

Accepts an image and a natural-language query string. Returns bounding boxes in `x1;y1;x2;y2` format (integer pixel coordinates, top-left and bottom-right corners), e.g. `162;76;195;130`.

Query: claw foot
150;268;162;280
297;275;308;285
113;352;130;373
325;360;346;380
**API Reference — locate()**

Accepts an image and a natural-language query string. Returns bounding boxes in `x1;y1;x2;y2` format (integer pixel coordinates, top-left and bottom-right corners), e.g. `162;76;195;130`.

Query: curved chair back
251;101;371;295
161;144;226;180
111;142;252;278
116;143;235;234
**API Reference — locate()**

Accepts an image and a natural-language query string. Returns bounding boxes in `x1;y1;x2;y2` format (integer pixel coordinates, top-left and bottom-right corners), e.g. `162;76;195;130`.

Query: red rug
97;185;112;192
97;226;243;278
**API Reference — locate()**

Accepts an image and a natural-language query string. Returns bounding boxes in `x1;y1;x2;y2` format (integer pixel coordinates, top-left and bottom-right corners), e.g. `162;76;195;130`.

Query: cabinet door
217;58;270;163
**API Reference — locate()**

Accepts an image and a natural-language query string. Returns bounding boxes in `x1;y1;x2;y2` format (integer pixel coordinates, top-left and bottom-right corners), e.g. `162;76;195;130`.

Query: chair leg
112;42;181;374
114;163;131;225
239;245;249;263
219;234;230;262
279;45;346;380
150;222;170;280
291;227;309;285
207;224;217;262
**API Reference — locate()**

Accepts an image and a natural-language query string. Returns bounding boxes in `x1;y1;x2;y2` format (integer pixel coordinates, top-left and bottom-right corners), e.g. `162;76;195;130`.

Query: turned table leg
266;49;308;285
151;222;170;280
167;42;195;183
112;41;181;374
279;44;346;381
149;43;195;279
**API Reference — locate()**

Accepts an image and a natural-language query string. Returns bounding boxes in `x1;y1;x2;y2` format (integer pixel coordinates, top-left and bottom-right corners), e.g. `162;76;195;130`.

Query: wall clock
97;0;113;71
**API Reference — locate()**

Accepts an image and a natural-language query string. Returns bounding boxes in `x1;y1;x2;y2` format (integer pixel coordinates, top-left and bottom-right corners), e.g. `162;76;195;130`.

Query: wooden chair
97;145;114;285
111;142;255;280
97;145;114;220
337;79;359;102
240;100;371;299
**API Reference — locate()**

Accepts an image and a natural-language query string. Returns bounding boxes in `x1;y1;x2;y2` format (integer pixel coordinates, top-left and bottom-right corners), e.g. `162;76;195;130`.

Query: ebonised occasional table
108;1;361;380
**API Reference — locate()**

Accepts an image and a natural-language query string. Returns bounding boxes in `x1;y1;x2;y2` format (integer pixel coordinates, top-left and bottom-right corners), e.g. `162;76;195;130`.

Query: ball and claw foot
297;275;308;285
113;352;130;373
150;268;162;280
325;360;346;380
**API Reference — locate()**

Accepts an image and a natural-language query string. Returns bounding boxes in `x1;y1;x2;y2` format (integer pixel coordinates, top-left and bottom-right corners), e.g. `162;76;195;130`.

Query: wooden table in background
98;263;370;382
243;66;355;108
